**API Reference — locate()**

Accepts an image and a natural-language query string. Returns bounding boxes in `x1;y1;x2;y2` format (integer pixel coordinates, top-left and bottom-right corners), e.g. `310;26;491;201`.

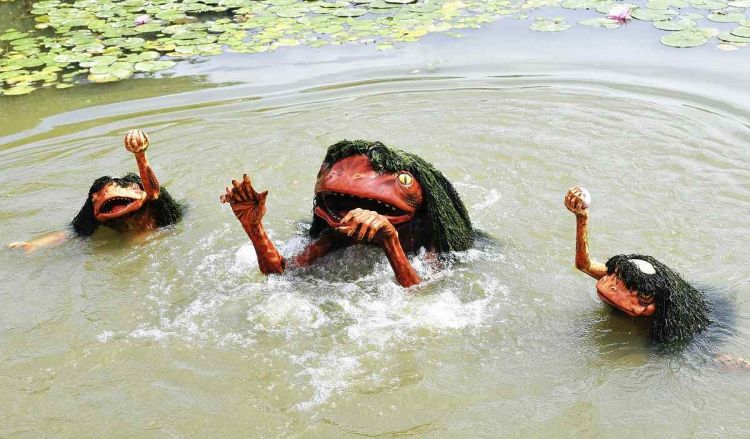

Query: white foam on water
109;221;508;410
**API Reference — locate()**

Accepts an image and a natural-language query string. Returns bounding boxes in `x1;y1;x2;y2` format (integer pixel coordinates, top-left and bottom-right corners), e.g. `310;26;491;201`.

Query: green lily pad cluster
1;0;749;96
534;0;750;50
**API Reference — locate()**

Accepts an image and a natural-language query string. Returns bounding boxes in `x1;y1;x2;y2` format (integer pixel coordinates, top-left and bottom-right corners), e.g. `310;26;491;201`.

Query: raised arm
124;129;160;200
564;186;607;280
220;174;341;275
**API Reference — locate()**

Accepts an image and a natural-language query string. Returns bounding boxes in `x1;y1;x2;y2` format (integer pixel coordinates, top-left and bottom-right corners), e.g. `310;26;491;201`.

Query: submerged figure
220;140;473;287
7;129;183;252
564;186;711;343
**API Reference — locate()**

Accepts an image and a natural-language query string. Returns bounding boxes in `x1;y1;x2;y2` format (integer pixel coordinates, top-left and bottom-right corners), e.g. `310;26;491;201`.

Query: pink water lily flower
606;4;632;23
135;15;151;26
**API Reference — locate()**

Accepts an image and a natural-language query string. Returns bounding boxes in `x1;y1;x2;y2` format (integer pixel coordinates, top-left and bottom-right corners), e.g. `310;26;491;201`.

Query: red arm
564;187;607;280
221;175;341;275
124;129;160;200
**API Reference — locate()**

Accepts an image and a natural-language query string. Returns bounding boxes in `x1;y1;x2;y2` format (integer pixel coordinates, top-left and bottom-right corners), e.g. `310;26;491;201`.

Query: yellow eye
397;172;413;186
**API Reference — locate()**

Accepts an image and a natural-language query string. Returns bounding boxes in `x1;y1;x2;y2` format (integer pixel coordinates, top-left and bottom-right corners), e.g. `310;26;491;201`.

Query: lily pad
134;23;163;34
332;8;369;17
530;17;571;31
719;30;750;41
579;17;621;27
562;0;608;8
660;28;710;47
134;60;177;72
706;11;747;22
0;31;29;41
631;8;679;20
3;84;37;95
730;25;750;37
653;18;696;30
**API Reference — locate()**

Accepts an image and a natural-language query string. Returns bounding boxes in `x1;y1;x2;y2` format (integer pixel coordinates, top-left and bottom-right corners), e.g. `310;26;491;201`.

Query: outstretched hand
336;208;396;242
220;174;268;227
564;186;591;216
7;241;34;252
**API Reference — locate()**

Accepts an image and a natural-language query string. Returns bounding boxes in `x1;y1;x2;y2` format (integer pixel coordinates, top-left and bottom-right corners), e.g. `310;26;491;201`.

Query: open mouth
99;197;137;215
317;192;407;222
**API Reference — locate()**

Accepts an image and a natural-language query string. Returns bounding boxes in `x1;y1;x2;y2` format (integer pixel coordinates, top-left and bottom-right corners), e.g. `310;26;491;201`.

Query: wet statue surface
221;140;473;287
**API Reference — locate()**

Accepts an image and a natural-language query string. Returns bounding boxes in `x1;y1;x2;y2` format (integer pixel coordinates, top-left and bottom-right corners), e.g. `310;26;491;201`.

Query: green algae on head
605;254;712;343
311;139;474;253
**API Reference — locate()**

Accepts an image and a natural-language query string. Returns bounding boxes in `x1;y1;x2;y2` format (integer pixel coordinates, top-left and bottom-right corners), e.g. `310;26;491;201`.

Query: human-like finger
356;220;372;241
232;180;247;201
223;186;234;202
366;220;381;241
341;210;358;224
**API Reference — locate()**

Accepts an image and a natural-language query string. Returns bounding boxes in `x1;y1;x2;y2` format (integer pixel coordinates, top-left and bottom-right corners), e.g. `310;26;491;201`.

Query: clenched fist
564;186;591;216
124;129;150;154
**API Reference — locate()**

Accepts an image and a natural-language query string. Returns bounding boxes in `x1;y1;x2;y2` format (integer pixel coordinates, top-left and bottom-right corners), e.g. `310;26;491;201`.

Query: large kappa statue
220;140;473;287
7;129;184;251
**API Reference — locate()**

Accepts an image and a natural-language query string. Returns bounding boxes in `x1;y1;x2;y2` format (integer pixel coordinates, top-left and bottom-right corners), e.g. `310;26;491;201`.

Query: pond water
2;15;750;439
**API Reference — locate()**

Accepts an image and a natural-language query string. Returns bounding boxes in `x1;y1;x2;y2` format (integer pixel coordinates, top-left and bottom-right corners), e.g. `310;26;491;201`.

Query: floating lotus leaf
720;29;750;40
134;23;163;34
530;16;571;31
333;8;368;16
660;28;711;46
3;84;37;95
4;72;32;84
369;1;400;8
730;25;750;37
728;0;750;5
689;0;728;8
653;18;696;30
89;61;133;78
561;0;607;9
155;10;189;22
0;30;29;41
79;55;118;67
385;0;418;3
87;72;121;82
11;58;46;68
134;59;176;72
53;53;92;63
631;7;678;20
706;11;747;22
579;17;621;27
594;2;618;13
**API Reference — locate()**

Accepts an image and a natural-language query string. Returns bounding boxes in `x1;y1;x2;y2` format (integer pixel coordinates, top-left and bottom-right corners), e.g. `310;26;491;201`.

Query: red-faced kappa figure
220;140;474;287
7;129;184;252
564;186;711;343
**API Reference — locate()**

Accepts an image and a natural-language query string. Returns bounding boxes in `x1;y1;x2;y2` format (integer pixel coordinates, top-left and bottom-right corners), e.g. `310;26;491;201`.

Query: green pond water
2;7;750;439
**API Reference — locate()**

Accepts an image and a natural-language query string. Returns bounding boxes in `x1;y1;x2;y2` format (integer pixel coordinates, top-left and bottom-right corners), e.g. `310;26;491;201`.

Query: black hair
309;140;473;252
606;254;711;343
71;173;183;236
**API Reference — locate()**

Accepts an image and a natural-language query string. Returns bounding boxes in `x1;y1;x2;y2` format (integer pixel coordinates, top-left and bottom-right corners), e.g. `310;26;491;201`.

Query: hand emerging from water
336;208;397;243
220;174;269;228
564;186;591;217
